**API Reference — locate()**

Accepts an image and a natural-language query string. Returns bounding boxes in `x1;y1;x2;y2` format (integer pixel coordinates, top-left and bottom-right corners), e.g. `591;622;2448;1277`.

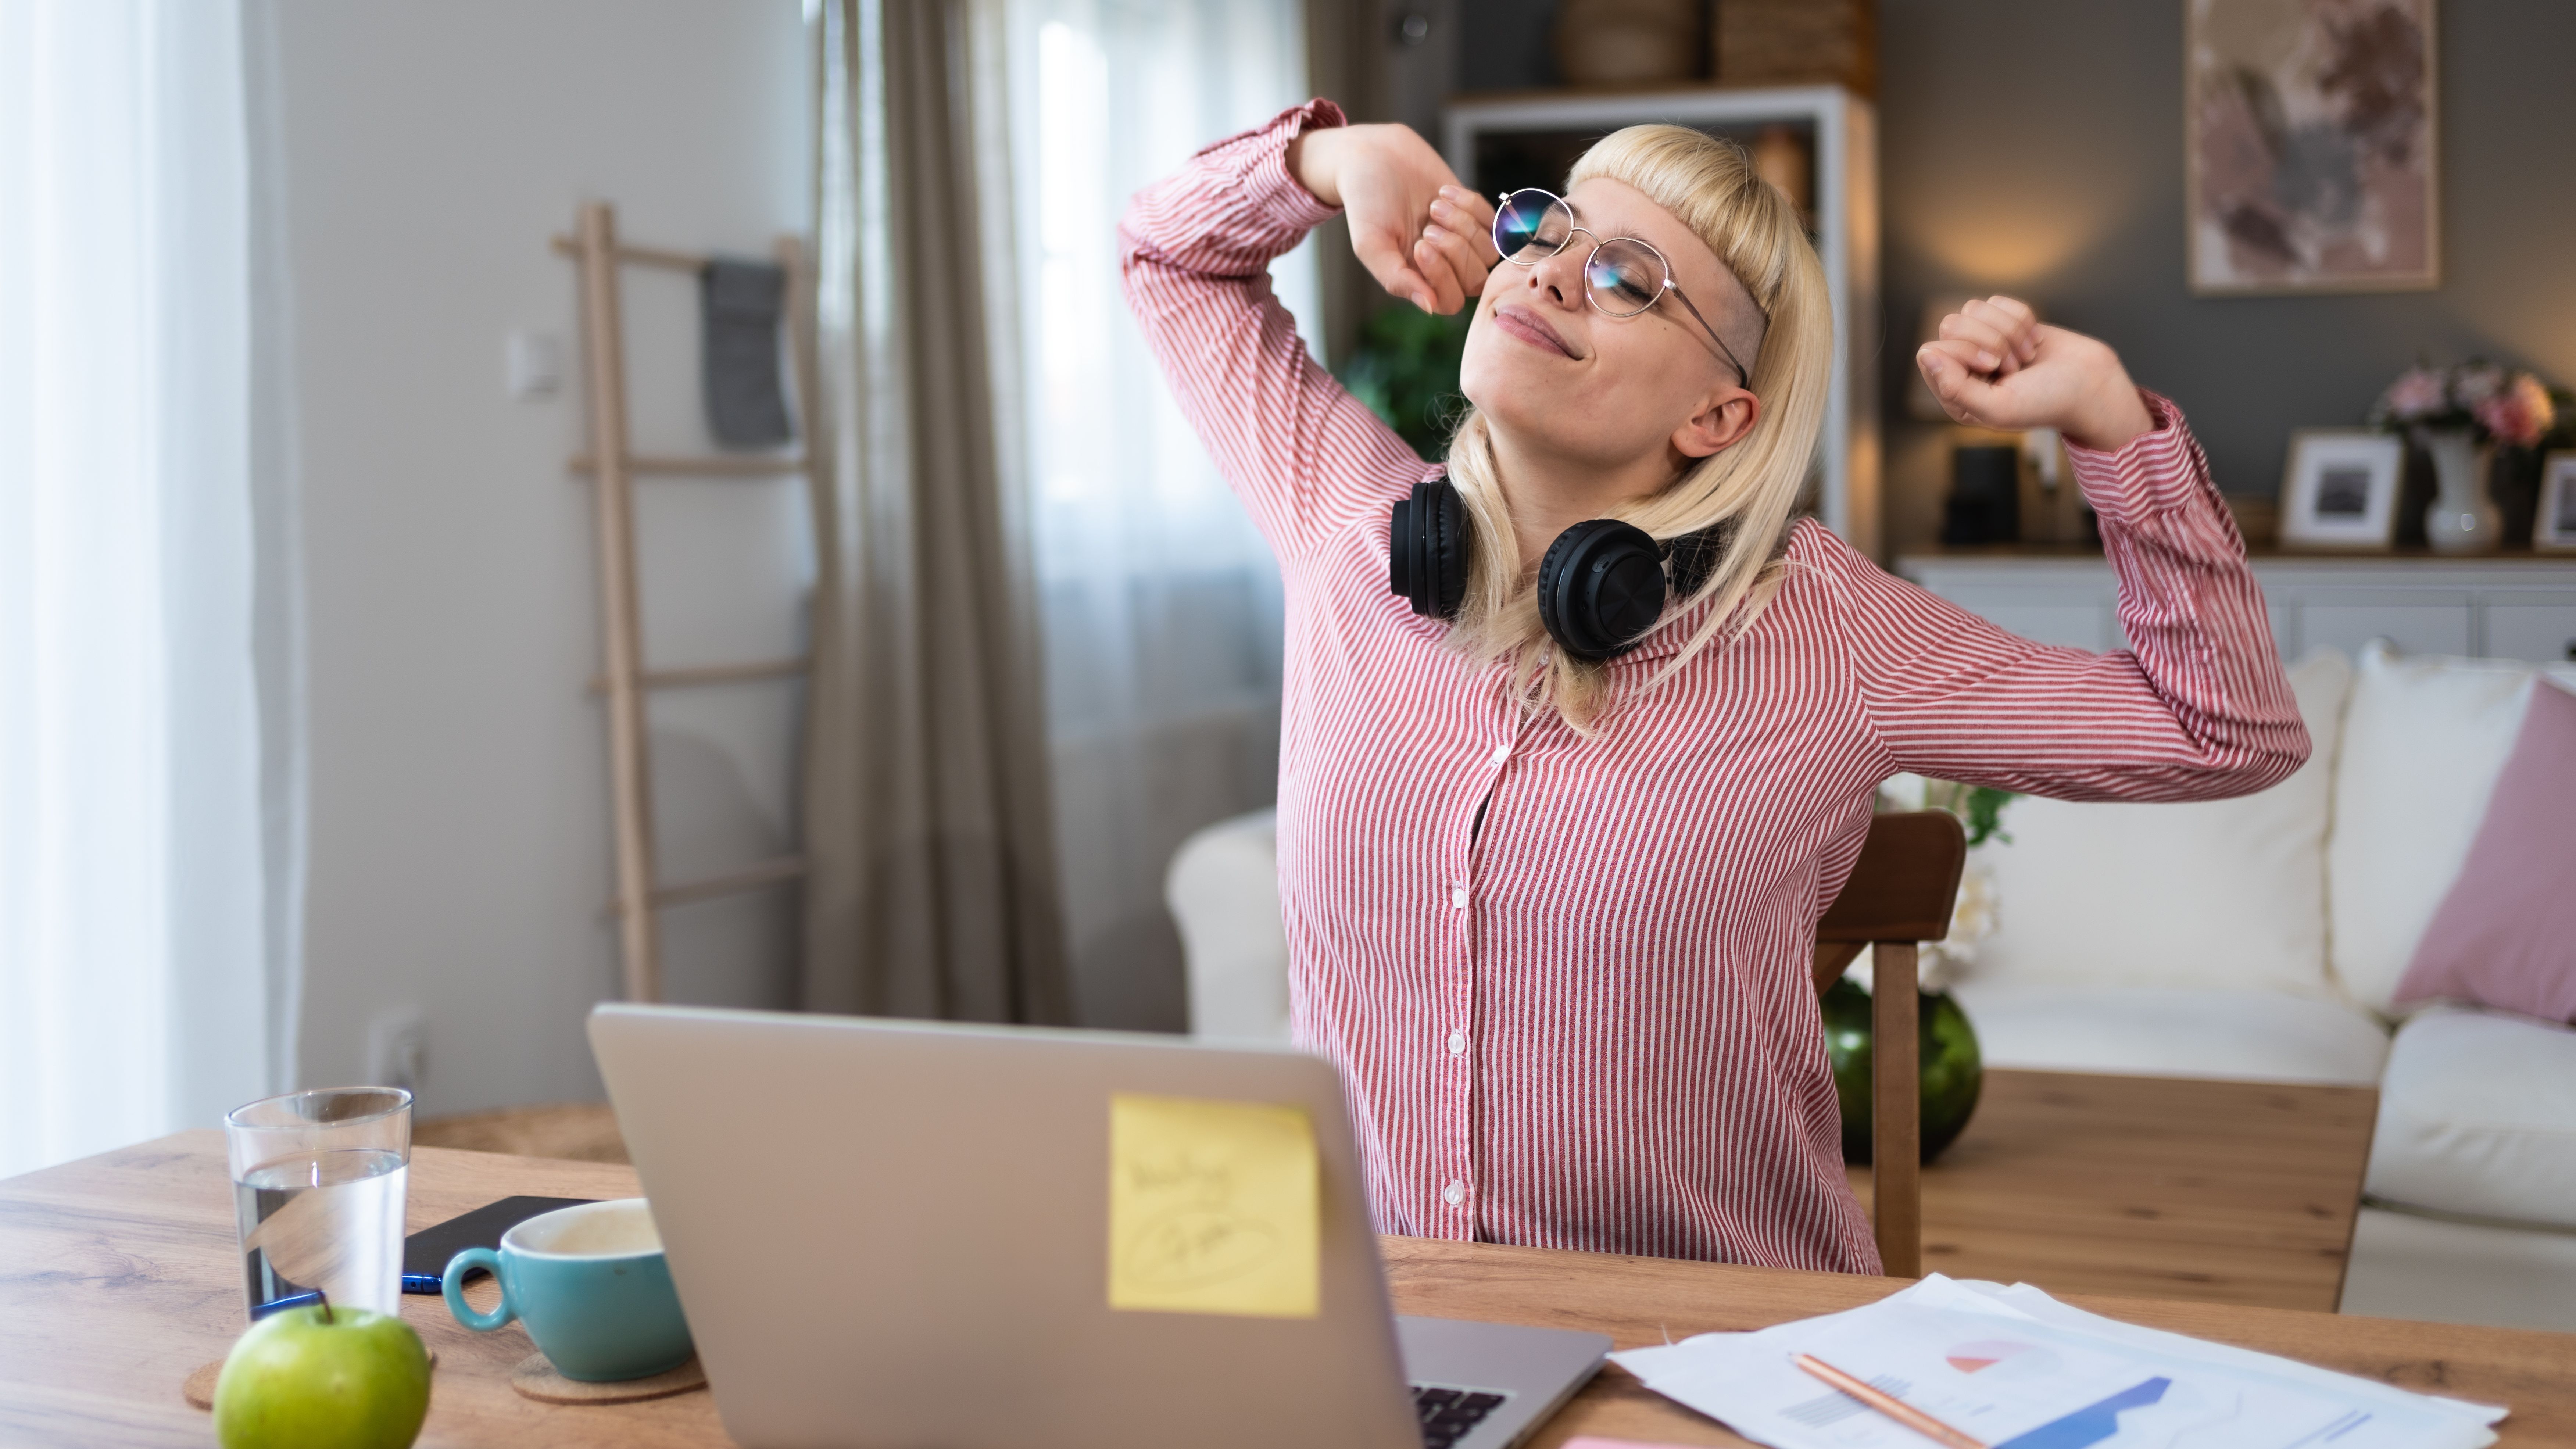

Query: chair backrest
1812;809;1966;1278
1812;809;1968;989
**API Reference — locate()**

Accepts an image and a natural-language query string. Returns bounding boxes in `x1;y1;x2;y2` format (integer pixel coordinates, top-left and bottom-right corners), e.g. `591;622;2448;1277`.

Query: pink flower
2474;372;2555;449
2381;367;2447;419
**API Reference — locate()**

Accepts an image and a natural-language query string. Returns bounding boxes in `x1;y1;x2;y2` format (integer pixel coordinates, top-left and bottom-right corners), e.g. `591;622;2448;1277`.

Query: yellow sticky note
1107;1092;1319;1319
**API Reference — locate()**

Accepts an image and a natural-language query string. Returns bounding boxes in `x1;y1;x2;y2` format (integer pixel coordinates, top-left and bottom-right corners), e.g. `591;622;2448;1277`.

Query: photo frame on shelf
2278;430;2404;551
2537;452;2576;554
2186;0;2439;295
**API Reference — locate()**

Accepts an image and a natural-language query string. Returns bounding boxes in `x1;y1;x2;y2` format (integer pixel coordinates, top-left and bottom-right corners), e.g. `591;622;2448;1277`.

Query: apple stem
315;1289;333;1324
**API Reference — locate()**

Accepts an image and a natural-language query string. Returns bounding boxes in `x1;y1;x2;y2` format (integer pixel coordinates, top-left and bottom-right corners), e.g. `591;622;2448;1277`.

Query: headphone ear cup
1536;519;1667;661
1664;526;1727;598
1388;495;1418;602
1428;483;1468;619
1389;479;1470;620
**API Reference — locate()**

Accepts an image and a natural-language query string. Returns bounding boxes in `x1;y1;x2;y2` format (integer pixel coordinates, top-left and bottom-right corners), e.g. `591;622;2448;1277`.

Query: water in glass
233;1146;408;1316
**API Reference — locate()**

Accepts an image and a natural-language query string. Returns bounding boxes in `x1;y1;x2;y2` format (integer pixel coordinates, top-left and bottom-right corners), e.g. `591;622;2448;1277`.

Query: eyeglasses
1490;188;1751;387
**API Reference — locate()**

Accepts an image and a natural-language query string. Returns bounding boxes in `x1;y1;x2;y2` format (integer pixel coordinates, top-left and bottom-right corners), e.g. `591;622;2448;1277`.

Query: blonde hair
1443;124;1832;732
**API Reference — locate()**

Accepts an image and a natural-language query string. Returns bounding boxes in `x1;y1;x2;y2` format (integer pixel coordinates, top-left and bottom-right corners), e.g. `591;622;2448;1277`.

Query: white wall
271;0;814;1114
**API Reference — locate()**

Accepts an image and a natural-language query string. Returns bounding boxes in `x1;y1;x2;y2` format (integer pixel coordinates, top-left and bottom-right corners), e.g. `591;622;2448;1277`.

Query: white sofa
1166;641;2576;1332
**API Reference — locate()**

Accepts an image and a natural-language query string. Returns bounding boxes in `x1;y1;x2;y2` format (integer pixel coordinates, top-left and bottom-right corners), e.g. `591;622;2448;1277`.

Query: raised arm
1118;102;1489;565
1826;303;2309;800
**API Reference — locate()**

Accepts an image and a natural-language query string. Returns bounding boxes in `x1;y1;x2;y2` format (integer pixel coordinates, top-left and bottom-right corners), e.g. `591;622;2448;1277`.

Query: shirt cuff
2063;389;2229;532
1238;99;1346;237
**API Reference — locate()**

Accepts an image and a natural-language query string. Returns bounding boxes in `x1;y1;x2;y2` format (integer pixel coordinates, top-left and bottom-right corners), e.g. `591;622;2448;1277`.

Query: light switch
506;330;562;400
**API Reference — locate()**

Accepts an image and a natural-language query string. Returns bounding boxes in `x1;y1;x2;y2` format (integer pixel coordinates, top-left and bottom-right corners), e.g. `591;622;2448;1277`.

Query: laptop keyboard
1412;1384;1508;1448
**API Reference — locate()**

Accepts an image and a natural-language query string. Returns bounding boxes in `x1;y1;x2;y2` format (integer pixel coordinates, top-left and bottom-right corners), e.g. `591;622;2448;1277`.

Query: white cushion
2364;1005;2576;1228
1166;809;1290;1042
2330;643;2576;1013
2341;1205;2576;1334
1949;983;2390;1085
1957;647;2349;997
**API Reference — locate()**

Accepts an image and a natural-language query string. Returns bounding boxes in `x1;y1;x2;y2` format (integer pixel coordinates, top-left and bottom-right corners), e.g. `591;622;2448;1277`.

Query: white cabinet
2483;594;2576;665
2294;590;2476;659
1898;555;2576;665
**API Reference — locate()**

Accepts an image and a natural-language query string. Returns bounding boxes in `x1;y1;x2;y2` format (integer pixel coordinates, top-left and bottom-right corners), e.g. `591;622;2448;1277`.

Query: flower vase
2417;426;2499;555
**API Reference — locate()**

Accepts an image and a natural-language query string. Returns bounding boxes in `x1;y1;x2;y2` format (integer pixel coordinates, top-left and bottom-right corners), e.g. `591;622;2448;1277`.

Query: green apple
213;1297;432;1449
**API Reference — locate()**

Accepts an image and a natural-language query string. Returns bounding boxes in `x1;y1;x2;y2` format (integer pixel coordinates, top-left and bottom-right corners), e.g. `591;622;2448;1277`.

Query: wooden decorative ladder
555;201;820;1003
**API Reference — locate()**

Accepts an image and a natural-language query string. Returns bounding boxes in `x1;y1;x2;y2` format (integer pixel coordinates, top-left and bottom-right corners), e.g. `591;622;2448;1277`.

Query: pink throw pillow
2392;679;2576;1023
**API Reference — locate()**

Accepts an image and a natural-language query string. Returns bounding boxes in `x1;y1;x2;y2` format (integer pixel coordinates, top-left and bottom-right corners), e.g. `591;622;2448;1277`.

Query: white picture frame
2278;430;2404;551
2537;451;2576;554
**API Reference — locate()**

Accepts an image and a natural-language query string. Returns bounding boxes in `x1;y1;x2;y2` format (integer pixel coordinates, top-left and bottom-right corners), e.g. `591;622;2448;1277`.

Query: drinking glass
225;1087;413;1320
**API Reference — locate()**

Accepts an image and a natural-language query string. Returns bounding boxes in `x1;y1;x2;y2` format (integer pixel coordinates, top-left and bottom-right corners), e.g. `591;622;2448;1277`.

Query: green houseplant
1335;304;1470;458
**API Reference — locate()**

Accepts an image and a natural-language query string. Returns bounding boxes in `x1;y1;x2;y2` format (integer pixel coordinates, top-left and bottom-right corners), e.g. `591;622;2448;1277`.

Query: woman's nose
1525;248;1582;308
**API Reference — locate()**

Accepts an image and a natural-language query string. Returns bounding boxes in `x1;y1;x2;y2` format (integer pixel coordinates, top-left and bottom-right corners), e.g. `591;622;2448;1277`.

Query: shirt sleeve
1824;391;2311;801
1119;100;1432;567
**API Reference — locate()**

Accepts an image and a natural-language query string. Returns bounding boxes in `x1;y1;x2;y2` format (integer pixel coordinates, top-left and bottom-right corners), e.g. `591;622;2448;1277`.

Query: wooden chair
1811;810;1967;1277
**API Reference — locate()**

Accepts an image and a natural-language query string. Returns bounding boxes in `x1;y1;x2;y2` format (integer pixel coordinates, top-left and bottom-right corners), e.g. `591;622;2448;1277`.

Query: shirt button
1490;744;1509;764
1450;886;1468;909
1442;1180;1466;1206
1446;1030;1467;1055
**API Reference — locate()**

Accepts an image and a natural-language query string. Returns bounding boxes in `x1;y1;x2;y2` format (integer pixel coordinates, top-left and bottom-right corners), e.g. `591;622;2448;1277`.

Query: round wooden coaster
509;1352;706;1405
186;1350;438;1410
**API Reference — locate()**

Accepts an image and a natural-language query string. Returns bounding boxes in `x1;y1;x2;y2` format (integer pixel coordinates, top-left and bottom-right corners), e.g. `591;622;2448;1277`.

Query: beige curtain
801;0;1070;1024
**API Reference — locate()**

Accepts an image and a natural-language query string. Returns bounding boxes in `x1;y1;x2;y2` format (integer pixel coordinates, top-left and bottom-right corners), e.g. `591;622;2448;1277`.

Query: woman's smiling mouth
1494;304;1579;359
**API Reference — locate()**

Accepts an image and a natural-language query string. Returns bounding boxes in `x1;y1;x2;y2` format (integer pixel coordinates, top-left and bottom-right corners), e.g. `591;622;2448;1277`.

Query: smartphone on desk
400;1195;596;1294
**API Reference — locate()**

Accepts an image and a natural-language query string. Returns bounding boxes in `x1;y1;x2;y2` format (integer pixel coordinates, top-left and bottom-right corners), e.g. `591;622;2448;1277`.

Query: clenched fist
1916;296;2154;452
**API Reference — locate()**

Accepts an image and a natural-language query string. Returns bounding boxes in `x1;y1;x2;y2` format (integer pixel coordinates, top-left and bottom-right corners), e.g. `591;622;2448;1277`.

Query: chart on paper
1612;1277;2501;1449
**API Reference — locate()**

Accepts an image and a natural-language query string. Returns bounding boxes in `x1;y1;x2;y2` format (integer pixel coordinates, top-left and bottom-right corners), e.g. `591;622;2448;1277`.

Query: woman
1121;101;2305;1274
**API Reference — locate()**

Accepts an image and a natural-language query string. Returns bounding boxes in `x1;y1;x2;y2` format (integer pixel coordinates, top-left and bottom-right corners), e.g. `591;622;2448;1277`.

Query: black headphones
1388;477;1724;662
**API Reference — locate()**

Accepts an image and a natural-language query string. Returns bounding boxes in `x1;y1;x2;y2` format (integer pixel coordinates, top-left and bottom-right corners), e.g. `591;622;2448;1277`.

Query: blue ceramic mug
441;1197;693;1381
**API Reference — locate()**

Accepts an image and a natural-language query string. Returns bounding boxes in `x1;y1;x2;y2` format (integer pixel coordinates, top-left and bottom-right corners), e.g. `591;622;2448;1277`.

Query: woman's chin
1457;348;1553;431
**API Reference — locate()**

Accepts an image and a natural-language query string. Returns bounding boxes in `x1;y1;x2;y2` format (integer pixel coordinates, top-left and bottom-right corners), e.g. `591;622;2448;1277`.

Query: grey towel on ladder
701;257;795;448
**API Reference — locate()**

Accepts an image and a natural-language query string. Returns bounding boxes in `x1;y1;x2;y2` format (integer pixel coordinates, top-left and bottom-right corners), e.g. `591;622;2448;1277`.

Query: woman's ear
1674;387;1759;459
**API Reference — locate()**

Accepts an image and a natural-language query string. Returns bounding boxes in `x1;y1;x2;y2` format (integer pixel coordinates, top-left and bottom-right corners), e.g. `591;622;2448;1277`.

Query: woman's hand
1916;296;2154;452
1288;123;1499;315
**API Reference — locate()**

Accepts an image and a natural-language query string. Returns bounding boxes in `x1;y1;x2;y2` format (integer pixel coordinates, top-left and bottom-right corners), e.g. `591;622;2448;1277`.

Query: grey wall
1881;0;2576;539
1457;0;1560;93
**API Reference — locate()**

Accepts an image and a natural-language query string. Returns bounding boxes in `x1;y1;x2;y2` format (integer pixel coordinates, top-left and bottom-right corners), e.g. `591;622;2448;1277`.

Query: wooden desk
415;1073;2383;1312
1850;1069;2379;1312
7;1133;2573;1447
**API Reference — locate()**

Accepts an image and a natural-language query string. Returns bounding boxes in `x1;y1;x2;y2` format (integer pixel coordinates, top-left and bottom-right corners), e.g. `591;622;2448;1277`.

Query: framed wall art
2279;430;2404;550
2186;0;2438;295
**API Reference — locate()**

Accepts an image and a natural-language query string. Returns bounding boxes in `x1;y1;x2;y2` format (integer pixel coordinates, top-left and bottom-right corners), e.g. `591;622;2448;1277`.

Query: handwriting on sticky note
1108;1092;1319;1319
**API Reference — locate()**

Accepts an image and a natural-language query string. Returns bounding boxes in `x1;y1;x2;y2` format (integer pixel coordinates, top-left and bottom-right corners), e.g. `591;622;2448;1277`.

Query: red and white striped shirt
1121;103;2307;1275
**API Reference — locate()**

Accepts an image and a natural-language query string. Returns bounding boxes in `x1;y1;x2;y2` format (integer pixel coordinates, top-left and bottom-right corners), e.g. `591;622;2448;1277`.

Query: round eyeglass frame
1489;188;1750;387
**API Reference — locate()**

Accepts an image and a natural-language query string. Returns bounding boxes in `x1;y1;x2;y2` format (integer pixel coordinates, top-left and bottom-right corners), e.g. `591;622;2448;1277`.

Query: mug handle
442;1248;516;1331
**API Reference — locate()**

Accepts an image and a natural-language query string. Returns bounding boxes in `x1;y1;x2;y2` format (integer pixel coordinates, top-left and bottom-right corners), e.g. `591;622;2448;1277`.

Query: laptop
589;1003;1609;1449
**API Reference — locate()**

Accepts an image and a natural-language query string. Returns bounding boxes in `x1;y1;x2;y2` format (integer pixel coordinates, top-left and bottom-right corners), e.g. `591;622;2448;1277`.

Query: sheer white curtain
979;0;1320;1029
0;0;292;1176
